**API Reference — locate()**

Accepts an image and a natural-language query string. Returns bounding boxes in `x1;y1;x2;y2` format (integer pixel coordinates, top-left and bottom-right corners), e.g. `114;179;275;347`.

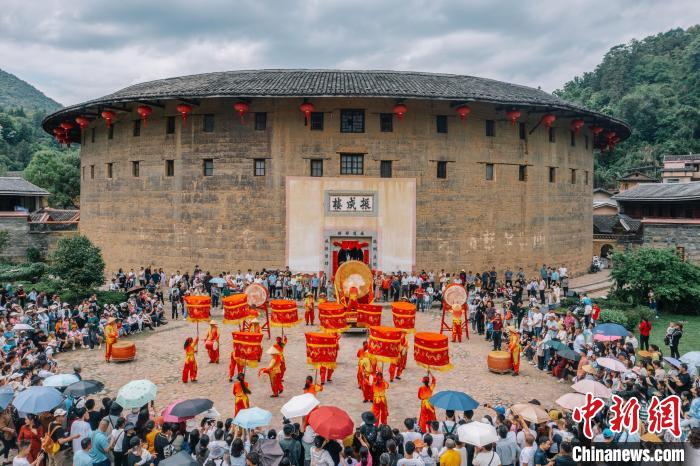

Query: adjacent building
662;154;700;183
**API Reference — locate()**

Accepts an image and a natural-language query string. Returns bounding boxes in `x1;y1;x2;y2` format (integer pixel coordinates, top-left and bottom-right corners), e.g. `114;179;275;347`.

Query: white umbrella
116;380;157;409
680;352;700;376
571;380;613;399
556;393;587;411
281;393;320;419
43;374;80;388
457;421;498;447
596;357;627;373
12;324;33;331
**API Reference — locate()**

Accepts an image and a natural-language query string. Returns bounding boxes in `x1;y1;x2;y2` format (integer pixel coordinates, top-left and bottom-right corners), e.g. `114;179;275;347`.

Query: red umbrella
307;406;354;440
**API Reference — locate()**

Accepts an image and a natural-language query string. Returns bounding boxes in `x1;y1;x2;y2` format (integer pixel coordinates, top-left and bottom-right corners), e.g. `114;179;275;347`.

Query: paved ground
56;306;571;426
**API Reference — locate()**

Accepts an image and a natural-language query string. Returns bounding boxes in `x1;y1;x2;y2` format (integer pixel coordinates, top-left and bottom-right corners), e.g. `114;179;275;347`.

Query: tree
23;148;80;208
50;235;105;291
610;247;700;314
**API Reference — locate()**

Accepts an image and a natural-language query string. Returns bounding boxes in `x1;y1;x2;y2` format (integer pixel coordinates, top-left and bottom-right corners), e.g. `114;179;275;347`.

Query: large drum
305;332;339;369
392;302;416;333
487;350;513;374
244;283;268;308
318;302;348;333
205;340;219;351
232;332;263;367
414;332;452;371
184;295;211;322
223;294;250;325
368;326;403;363
443;284;468;307
357;304;383;328
270;300;301;327
111;342;136;362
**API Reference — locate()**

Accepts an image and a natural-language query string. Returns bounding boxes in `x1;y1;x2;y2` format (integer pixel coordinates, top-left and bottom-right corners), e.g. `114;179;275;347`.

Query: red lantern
75;116;90;132
176;104;193;123
299;102;315;125
456;105;471;120
60;122;74;131
605;131;617;141
233;102;250;124
506;110;521;127
393;103;408;120
589;125;604;137
101;110;116;128
136;105;153;126
571;119;585;135
541;114;556;128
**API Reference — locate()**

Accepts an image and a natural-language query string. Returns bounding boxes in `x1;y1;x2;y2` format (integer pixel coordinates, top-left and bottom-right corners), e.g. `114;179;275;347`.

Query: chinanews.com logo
572;444;685;463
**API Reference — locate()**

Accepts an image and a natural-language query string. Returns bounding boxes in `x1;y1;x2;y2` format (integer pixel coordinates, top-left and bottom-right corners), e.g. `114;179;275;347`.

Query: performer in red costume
508;326;521;376
232;373;250;416
451;304;464;343
205;321;220;363
356;341;369;388
359;351;376;403
371;371;390;426
182;337;199;383
258;347;284;397
304;293;315;325
389;333;408;382
320;333;340;384
417;374;437;432
228;352;245;382
273;335;288;381
303;375;323;396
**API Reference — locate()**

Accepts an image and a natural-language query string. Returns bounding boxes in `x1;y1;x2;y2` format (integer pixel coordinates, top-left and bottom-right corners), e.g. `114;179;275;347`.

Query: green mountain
554;26;700;189
0;69;61;113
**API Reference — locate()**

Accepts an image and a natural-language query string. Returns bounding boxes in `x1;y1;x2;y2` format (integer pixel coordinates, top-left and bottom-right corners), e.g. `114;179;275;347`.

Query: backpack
41;424;61;456
442;421;456;435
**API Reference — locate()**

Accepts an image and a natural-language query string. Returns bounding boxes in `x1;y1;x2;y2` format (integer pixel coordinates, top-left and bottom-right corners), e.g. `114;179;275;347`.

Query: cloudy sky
1;0;698;106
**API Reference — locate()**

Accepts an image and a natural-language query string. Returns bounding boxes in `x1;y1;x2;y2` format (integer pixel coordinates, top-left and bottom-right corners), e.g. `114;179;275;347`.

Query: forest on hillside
555;26;700;189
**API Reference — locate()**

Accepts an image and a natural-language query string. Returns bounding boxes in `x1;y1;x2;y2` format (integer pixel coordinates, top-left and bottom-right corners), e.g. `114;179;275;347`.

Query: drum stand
439;302;469;340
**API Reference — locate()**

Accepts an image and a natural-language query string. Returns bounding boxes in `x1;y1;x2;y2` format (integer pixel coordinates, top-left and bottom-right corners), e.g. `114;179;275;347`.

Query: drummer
104;317;118;363
205;321;220;364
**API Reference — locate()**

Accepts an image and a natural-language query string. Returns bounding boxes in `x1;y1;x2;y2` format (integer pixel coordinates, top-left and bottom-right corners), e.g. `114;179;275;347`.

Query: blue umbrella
592;323;628;338
429;390;479;411
44;373;80;388
0;386;14;410
233;407;272;429
663;356;682;368
12;386;63;414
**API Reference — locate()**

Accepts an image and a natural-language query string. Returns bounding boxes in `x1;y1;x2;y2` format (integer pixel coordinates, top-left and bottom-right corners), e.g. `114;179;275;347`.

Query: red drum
270;300;301;327
357;304;383;328
111;342;136;362
391;302;416;333
232;332;263;367
487;350;513;374
318;302;348;333
414;332;452;371
184;295;211;322
223;294;250;324
305;332;339;369
368;326;403;363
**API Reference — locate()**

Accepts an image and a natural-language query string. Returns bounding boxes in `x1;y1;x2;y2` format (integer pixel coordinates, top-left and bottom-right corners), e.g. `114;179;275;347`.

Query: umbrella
544;340;567;351
252;438;284;466
307;406;353;440
680;351;700;367
170;398;213;418
162;400;187;423
456;421;498;447
281;393;320;419
556;393;587;411
127;286;145;294
555;348;580;362
0;386;13;410
116;380;157;408
663;356;682;369
510;403;550;424
12;386;63;414
429;391;479;411
43;373;80;388
160;451;198;466
200;408;221;419
209;277;227;286
12;324;33;331
571;380;612;399
593;334;622;342
596;357;627;373
234;407;272;429
592;323;628;339
64;380;104;397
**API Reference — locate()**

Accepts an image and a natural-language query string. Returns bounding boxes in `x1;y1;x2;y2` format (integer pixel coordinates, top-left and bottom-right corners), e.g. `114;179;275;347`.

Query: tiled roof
593;214;640;233
43;69;630;138
617;171;657;182
613;182;700;201
0;177;49;196
29;208;80;223
664;154;700;162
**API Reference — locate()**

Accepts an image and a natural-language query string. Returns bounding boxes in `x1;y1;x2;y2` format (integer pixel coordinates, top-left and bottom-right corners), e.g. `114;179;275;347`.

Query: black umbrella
556;348;581;362
64;380;105;397
127;286;145;294
160;452;197;466
169;398;213;418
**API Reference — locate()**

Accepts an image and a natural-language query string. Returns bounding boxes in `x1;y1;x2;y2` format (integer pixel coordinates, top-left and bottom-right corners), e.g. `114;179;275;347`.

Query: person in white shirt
417;436;438;466
558;265;568;278
472;443;500;466
400;419;422;448
425;422;444;450
70;408;93;453
518;434;536;466
397;441;424;466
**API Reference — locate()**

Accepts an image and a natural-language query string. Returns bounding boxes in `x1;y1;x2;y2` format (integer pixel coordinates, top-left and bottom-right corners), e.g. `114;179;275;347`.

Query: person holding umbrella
182;337;199;383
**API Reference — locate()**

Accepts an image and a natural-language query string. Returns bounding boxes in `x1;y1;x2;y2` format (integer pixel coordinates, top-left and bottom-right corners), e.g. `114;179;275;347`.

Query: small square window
165;159;174;177
310;159;323;177
203;159;214;176
549;127;556;143
340;154;364;175
485;163;494;181
254;159;266;176
310;112;324;131
585;170;589;185
91;127;95;143
254;112;267;130
519;122;526;140
133;119;141;137
108;124;114;140
518;165;527;181
437;161;448;179
203;114;215;132
340;110;365;133
436;115;448;134
380;160;392;178
549;167;556;183
485;120;496;137
570;168;576;184
132;161;140;177
380;113;393;132
585;135;589;150
90;165;95;179
106;163;113;179
166;116;176;134
82;166;85;179
570;130;576;147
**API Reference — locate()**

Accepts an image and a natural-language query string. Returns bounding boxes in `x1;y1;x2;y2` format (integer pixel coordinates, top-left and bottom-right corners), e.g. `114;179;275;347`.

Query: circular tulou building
43;69;629;277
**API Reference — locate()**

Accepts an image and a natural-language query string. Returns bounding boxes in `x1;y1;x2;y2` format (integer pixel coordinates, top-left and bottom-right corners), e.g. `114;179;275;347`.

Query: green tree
50;235;105;291
610;247;700;314
23;148;80;208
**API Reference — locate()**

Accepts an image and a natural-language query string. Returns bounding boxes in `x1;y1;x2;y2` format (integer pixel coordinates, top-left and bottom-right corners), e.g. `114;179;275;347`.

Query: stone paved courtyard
56;306;571;426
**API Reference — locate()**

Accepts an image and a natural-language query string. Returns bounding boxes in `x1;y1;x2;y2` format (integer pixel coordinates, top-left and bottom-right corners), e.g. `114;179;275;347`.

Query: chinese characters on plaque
328;194;375;213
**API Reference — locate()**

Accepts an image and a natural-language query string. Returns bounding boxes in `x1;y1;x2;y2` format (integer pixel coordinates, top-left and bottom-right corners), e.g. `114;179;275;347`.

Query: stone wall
642;223;700;263
0;215;72;262
78;97;594;276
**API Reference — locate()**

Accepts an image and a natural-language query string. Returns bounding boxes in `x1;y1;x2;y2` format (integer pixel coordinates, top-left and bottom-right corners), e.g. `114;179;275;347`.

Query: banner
368;326;403;363
270;300;302;327
357;304;383;328
223;294;251;325
318;302;348;333
392;302;416;333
